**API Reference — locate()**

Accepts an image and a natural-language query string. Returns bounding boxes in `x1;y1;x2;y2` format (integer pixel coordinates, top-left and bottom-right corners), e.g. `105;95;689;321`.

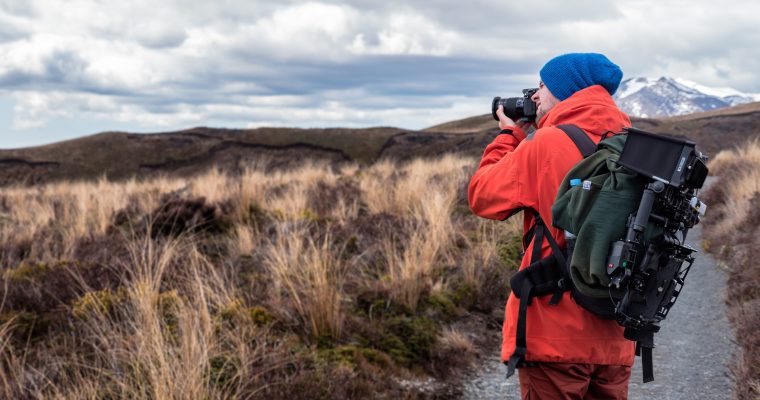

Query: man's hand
495;105;516;129
496;105;535;132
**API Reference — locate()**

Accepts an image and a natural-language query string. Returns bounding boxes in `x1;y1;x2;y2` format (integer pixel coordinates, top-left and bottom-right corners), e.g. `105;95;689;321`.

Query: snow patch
616;77;656;99
673;77;746;98
614;76;760;117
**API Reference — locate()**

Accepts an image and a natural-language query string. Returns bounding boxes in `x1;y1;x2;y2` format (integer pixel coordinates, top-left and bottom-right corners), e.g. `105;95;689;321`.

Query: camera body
492;88;538;122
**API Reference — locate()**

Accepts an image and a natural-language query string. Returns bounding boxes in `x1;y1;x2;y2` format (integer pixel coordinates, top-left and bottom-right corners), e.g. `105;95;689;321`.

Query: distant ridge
0;126;500;186
423;114;494;133
2;100;760;186
662;100;760;121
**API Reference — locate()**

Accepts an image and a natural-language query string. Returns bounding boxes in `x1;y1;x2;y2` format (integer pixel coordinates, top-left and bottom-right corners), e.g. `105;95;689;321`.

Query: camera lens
503;97;526;120
492;91;537;122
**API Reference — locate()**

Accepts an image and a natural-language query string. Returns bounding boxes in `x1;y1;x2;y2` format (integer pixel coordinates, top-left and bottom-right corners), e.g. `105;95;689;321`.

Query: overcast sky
1;0;759;148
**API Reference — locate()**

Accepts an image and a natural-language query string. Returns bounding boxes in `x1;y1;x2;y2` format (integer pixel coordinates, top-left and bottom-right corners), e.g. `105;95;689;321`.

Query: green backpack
552;133;661;302
506;125;707;383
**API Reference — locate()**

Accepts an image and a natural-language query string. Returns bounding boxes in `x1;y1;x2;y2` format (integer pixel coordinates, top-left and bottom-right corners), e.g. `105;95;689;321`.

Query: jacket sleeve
468;127;540;220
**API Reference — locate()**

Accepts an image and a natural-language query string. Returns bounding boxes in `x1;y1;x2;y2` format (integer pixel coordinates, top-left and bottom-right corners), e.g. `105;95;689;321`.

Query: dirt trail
626;220;736;399
461;184;737;399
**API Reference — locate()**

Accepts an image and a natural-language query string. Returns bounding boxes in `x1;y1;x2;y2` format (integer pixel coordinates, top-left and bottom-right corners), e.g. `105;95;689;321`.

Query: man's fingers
496;105;516;129
496;105;507;118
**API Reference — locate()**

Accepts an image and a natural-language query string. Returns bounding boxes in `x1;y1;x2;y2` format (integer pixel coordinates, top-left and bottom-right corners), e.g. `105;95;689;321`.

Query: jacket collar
537;85;631;137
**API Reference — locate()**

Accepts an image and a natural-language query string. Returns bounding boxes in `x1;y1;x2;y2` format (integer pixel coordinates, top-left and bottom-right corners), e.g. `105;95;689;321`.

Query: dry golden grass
0;155;470;263
460;218;521;294
0;176;185;262
437;327;474;356
361;154;469;215
0;153;521;398
0;318;23;399
381;191;456;310
360;154;475;310
702;137;760;399
706;139;760;239
231;225;257;257
0;234;281;399
708;138;760;176
264;224;347;341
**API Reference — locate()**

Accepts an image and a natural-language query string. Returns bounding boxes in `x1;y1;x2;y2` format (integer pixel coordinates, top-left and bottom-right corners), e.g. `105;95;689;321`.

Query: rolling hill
2;101;759;186
0;126;497;186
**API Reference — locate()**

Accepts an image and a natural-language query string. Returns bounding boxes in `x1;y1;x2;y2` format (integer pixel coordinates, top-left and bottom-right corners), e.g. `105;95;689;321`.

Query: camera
605;128;709;344
491;88;538;122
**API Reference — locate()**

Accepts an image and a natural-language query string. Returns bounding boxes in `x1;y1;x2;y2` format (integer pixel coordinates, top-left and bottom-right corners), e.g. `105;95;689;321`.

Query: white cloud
10;90;201;130
2;0;760;148
349;13;458;56
12;91;77;129
261;2;355;41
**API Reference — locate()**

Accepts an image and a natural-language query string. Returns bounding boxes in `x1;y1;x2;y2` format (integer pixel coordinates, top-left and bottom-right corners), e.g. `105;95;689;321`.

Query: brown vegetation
701;138;760;399
0;155;522;399
5;103;760;188
0;126;501;187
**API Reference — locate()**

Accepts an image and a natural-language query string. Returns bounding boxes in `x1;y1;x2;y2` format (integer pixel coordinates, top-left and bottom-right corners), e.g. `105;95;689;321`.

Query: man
468;53;635;399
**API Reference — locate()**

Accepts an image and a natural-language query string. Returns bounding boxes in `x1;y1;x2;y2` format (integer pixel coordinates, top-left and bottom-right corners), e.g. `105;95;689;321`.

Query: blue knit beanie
539;53;623;101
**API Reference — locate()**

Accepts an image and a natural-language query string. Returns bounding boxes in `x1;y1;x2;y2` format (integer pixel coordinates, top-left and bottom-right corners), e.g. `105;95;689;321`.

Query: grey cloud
0;49;88;87
112;55;539;129
45;51;88;84
0;0;38;17
275;0;622;36
0;22;27;42
0;5;33;43
174;53;538;100
5;0;760;149
133;27;188;49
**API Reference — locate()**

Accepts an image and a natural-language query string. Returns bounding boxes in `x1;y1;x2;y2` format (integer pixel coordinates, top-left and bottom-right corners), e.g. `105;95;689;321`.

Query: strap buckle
549;278;566;305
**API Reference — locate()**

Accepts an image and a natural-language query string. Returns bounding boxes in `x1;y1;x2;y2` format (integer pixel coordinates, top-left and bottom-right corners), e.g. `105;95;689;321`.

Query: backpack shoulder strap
557;124;596;158
506;209;570;379
506;124;596;379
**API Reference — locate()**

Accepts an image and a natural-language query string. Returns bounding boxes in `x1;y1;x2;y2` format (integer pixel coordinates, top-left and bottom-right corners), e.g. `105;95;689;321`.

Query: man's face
532;81;561;122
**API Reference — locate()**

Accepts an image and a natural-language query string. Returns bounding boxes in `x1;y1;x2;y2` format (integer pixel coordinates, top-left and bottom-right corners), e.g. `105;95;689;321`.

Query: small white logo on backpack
583;180;592;190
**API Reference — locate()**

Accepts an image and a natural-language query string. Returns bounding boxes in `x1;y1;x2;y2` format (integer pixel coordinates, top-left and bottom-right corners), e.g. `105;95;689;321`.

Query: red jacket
468;85;636;365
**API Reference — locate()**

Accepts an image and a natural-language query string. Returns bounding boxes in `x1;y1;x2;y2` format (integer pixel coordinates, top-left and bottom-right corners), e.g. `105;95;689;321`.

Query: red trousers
518;363;631;399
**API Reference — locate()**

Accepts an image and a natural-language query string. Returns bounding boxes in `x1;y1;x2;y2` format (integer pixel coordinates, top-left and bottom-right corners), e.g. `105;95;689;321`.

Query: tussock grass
706;139;760;241
380;186;458;310
460;218;521;296
361;154;469;215
0;234;285;399
438;327;474;356
702;138;760;399
231;225;257;257
265;225;347;341
707;138;760;176
0;176;185;262
0;154;522;398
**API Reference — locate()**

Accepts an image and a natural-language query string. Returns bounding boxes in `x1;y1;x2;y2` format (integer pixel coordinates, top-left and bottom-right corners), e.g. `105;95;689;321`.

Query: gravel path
461;193;737;399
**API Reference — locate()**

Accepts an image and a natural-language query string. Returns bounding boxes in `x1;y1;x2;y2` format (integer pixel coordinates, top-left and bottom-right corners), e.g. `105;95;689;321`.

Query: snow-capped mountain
613;77;760;118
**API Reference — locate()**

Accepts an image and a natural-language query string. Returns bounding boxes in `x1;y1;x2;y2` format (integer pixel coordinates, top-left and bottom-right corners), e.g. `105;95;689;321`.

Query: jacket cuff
496;126;527;142
511;126;527;141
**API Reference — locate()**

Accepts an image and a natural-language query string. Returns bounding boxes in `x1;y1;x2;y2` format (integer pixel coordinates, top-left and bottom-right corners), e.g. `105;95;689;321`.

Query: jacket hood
538;85;631;137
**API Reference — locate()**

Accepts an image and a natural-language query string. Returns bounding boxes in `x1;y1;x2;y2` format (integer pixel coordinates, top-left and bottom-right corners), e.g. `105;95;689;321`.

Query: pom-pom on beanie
539;53;623;101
